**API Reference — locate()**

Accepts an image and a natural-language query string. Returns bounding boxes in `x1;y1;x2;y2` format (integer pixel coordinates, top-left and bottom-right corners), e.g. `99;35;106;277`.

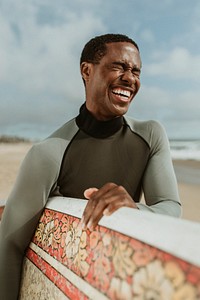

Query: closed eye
111;62;141;78
111;63;124;71
132;69;141;78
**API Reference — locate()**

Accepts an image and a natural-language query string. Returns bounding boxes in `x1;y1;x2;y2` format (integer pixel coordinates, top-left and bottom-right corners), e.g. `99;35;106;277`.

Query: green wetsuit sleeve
0;140;65;300
136;121;181;217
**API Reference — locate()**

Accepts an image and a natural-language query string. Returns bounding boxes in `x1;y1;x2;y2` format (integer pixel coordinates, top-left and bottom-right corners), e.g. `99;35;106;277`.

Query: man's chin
112;102;130;116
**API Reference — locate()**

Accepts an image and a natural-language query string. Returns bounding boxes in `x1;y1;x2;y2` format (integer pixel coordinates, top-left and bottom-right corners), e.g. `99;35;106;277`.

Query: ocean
170;140;200;161
170;140;200;185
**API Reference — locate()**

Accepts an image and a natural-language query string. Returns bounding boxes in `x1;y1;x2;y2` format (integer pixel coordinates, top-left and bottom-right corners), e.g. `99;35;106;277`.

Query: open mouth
112;87;132;101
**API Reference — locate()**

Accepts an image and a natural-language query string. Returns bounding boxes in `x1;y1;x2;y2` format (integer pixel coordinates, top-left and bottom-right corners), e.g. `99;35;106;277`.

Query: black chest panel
58;124;150;202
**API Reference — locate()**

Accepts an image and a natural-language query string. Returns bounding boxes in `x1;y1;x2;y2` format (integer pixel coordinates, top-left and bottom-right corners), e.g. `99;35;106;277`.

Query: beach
0;142;200;223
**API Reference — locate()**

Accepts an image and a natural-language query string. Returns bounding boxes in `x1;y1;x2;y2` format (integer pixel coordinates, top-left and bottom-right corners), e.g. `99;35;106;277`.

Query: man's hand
80;182;138;231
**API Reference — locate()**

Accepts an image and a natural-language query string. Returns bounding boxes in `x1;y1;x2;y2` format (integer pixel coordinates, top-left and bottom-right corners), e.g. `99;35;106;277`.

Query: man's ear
80;62;93;83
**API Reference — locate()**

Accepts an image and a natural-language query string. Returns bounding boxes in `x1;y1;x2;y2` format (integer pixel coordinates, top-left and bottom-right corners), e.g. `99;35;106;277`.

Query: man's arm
138;121;181;217
0;141;63;300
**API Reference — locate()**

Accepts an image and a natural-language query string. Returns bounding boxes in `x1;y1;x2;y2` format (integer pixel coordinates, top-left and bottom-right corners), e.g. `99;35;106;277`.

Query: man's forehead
106;42;139;52
104;42;141;65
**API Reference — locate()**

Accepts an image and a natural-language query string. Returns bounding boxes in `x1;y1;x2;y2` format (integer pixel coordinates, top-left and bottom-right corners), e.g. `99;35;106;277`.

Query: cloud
130;82;200;121
139;29;155;44
0;0;106;97
129;84;200;138
0;0;200;139
145;47;200;81
0;0;107;137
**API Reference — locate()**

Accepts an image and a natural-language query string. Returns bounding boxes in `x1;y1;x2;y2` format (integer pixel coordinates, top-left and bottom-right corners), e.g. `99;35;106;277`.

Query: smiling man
0;34;181;299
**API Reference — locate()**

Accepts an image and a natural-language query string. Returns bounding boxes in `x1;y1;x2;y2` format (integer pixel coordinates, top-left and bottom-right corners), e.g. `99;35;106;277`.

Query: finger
85;188;120;229
81;183;117;229
81;190;112;230
86;191;127;229
87;200;107;230
103;197;137;216
87;182;118;201
84;187;98;199
102;185;137;215
80;197;97;230
81;188;99;229
82;183;134;230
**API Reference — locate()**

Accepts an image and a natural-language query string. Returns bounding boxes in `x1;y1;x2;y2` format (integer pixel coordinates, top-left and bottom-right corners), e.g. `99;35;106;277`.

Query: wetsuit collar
76;103;124;138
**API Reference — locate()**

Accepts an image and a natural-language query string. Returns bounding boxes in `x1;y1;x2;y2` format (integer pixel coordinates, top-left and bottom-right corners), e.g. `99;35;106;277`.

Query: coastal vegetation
0;135;30;143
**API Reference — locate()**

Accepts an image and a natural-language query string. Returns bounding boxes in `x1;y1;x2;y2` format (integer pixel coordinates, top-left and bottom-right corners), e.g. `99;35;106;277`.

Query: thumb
84;187;98;199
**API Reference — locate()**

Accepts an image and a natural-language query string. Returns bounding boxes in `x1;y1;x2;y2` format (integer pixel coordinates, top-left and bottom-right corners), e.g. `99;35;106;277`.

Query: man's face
81;42;141;120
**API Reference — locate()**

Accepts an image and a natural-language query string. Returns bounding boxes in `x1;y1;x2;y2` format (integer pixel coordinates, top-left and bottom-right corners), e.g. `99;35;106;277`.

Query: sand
0;143;200;223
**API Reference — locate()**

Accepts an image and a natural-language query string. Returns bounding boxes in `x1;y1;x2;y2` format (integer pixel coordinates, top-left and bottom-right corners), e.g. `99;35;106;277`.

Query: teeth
112;88;131;98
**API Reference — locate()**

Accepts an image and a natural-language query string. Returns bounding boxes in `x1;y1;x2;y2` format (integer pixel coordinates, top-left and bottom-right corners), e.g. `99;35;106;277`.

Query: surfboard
0;206;4;220
19;197;200;299
0;199;5;220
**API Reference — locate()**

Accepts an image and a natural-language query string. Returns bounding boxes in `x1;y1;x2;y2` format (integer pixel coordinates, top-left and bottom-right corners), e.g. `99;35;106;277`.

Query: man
0;33;181;299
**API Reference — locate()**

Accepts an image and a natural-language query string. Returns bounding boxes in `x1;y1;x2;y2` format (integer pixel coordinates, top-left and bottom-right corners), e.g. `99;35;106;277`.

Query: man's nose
121;70;136;84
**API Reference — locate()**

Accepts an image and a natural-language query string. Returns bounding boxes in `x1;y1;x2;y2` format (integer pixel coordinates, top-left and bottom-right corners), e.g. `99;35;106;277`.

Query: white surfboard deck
20;197;200;299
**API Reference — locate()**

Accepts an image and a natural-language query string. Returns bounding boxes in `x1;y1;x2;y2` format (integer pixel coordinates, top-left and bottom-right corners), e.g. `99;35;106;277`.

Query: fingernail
80;219;85;229
88;221;94;231
103;208;110;216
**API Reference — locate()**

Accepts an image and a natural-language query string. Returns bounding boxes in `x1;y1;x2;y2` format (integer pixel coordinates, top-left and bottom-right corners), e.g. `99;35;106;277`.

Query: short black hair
80;33;139;65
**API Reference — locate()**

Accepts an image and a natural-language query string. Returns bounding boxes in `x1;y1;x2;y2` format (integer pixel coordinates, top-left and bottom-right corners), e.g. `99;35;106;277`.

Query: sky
0;0;200;140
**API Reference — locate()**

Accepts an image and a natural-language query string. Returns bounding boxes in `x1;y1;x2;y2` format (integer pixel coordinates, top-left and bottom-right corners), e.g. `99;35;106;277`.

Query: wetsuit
0;104;181;299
